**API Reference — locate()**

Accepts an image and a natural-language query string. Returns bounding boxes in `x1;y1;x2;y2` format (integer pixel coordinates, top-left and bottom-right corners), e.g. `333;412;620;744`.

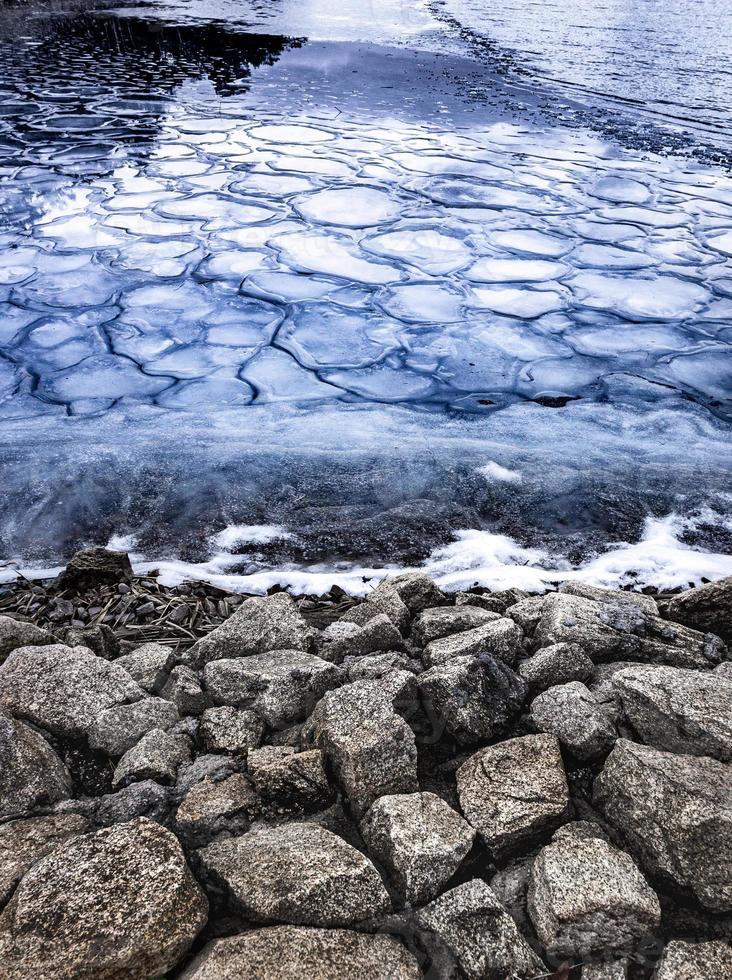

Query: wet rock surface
0;563;729;976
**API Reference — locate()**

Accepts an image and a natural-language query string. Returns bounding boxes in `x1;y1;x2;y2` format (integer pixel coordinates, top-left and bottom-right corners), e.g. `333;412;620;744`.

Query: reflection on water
0;0;730;580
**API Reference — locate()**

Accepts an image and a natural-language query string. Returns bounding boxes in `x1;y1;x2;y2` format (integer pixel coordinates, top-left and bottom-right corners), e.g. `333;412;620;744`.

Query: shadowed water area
1;0;731;591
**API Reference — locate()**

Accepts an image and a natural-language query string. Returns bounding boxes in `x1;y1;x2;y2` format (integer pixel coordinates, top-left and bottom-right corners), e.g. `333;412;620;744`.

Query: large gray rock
0;715;71;819
581;963;628;980
534;593;726;669
0;644;144;738
652;940;732;979
0;814;90;907
595;739;732;911
200;705;264;756
198;822;391;926
184;592;314;668
372;573;446;613
417;654;527;746
528;823;660;959
56;623;119;661
115;642;175;693
612;664;732;761
345;651;419;682
204;651;343;728
88;697;179;756
96;779;173;827
248;747;332;811
415;879;546;980
112;728;191;789
179;925;421;980
505;596;546;634
423;618;523;668
0;617;56;665
666;576;732;645
0;817;207;978
162;664;208;715
360;792;475;905
530;682;617;760
306;675;418;818
411;606;501;647
55;546;133;589
319;615;404;662
518;642;594;690
456;734;570;858
339;588;411;634
559;582;659;615
176;774;257;847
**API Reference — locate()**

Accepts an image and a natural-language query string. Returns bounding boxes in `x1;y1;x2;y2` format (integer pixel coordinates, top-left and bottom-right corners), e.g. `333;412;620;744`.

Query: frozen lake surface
1;0;731;590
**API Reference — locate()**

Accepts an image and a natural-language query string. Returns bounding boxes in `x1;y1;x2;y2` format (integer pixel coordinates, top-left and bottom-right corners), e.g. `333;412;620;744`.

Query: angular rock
423;618;524;668
415;879;546;980
0;818;207;978
531;682;617;760
0;616;56;665
581;962;629;980
306;676;418;818
373;572;446;613
56;546;133;590
518;642;594;690
456;591;518;614
162;664;208;715
176;752;240;796
204;651;343;728
179;925;421;980
248;747;332;811
527;823;661;959
0;814;89;907
666;576;732;645
56;623;119;661
88;697;179;756
535;593;726;669
112;728;191;789
456;734;571;858
360;791;474;905
346;651;419;682
612;664;732;761
0;644;144;738
595;739;732;911
653;940;732;980
559;582;659;615
116;642;175;693
198;822;391;926
339;588;411;634
505;595;546;634
319;615;403;662
96;779;173;827
714;661;732;682
411;605;501;648
0;715;71;819
417;654;527;746
200;705;264;756
176;774;257;846
184;592;314;668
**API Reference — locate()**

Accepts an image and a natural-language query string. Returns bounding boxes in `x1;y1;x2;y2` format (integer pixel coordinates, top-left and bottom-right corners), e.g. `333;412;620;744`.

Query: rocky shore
0;550;731;978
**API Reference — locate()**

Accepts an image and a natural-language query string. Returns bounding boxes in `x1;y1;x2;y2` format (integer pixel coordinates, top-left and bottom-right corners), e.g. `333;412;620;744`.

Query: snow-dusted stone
0;644;145;738
162;664;208;715
456;734;570;857
612;664;732;761
184;592;314;668
534;593;726;669
112;728;191;789
372;573;446;613
0;617;56;664
0;814;90;907
115;642;175;693
88;697;180;756
248;747;332;810
0;715;71;819
530;682;617;760
559;583;659;615
595;739;732;911
653;940;732;980
306;675;418;818
200;705;264;756
666;576;732;645
411;606;501;647
319;615;404;662
176;774;257;846
360;792;475;904
339;588;411;634
0;818;207;978
518;643;594;690
423;618;523;668
417;654;527;746
198;822;391;926
204;651;343;728
527;823;661;959
179;925;421;980
415;879;546;980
